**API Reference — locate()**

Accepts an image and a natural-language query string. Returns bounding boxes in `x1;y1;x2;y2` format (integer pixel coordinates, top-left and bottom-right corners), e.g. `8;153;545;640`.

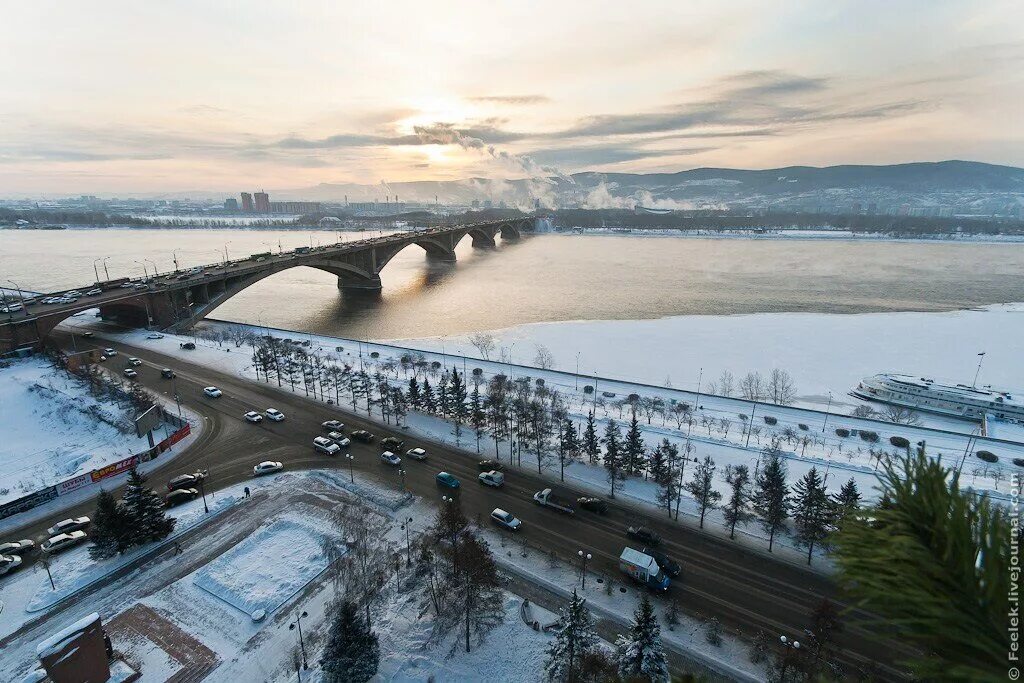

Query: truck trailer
619;547;670;591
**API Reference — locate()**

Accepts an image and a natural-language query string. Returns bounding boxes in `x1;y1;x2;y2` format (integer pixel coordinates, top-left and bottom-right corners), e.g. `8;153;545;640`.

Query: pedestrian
244;486;250;498
173;541;182;555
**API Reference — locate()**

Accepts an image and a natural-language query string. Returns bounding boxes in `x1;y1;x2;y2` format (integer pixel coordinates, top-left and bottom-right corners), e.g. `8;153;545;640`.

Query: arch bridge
0;218;533;353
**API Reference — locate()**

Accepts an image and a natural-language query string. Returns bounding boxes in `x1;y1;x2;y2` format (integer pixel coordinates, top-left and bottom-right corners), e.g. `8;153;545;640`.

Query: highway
7;331;906;679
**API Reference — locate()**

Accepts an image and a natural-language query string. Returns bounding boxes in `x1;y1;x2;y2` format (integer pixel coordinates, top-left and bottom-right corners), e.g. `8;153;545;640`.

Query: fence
0;409;192;522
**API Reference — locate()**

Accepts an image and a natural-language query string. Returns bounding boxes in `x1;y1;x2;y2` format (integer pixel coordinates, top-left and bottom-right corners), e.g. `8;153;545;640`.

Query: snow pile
0;357;157;504
193;517;339;617
311;470;413;512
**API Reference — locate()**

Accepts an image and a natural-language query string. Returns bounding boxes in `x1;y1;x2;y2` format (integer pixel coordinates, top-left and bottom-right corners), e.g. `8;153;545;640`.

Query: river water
3;228;1024;340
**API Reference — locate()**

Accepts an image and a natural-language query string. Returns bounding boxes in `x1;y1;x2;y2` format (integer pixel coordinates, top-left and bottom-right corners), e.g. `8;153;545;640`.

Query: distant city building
254;191;270;212
269;201;321;214
224;198;239;211
240;192;254;212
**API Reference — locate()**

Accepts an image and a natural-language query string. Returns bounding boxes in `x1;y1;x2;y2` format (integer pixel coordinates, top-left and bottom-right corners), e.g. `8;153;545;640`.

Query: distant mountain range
269;161;1024;214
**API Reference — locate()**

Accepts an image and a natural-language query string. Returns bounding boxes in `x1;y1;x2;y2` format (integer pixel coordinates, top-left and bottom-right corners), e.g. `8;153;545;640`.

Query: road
7;331;907;679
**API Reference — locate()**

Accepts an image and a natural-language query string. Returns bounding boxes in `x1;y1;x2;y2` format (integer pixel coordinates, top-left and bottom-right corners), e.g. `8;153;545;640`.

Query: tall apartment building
224;198;239;211
240;192;254;212
254;191;270;213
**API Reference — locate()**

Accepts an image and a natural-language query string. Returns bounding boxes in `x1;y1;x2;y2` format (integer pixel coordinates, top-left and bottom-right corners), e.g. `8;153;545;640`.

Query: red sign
158;424;191;452
90;455;140;483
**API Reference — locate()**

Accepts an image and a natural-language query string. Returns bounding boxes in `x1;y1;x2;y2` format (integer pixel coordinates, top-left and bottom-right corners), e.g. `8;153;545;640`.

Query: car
81;331;94;338
41;530;88;554
380;436;404;451
253;461;284;476
147;333;165;339
478;470;505;487
119;282;135;288
0;539;35;555
641;546;682;578
435;471;460;489
46;516;91;537
322;420;345;432
490;508;523;531
577;497;609;514
0;554;24;575
203;386;222;398
167;471;207;491
86;288;103;296
244;411;263;423
104;348;117;356
98;355;107;362
350;430;374;443
161;368;175;379
314;436;341;456
164;488;199;507
123;368;138;378
327;431;350;447
134;283;148;290
264;408;285;422
406;447;427;461
380;451;402;466
477;460;504;472
180;342;196;350
128;357;142;366
626;526;662;546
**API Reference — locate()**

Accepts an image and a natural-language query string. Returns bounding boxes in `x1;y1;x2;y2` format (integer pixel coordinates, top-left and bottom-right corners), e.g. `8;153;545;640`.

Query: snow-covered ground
0;356;175;505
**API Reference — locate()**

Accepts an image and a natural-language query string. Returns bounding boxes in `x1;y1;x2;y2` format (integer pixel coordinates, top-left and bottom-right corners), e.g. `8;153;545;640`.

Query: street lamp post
92;257;104;283
145;259;158;279
6;280;29;317
577;550;592;589
198;477;209;514
289;610;309;670
401;516;413;566
346;453;355;483
223;241;232;264
398;468;407;492
134;260;148;280
779;635;801;680
172;249;182;272
575;351;581;390
821;392;833;433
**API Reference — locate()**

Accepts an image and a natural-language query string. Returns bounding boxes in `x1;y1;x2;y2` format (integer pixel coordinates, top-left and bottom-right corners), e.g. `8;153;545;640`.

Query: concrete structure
240;192;254;212
254;191;270;213
270;200;320;214
0;218;532;353
224;198;239;211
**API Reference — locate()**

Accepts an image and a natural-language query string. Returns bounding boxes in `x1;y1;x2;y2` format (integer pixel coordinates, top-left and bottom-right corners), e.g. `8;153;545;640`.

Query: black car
161;368;176;379
642;546;681;577
167;470;208;491
626;525;662;546
180;342;196;350
380;436;404;451
577;497;609;514
164;488;199;507
477;460;504;472
350;430;374;443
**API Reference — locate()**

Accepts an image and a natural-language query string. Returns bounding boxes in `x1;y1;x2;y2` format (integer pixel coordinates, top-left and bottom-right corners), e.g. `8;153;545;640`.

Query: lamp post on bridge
134;260;148;280
6;280;29;317
172;249;182;272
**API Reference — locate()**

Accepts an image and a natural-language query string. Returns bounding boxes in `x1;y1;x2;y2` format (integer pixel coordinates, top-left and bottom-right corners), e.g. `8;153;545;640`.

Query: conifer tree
752;448;790;552
792;467;832;564
623;413;645;477
407;376;421;409
831;477;862;529
602;419;624;499
121;467;176;546
89;489;130;560
544;590;600;682
582;411;600;465
614;595;669;682
722;464;754;539
320;599;380;683
557;418;580;482
684;455;721;528
421;379;437;413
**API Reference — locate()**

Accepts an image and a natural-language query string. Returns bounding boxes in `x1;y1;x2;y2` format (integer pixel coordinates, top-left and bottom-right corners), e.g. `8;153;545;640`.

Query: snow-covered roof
35;612;101;659
619;547;657;571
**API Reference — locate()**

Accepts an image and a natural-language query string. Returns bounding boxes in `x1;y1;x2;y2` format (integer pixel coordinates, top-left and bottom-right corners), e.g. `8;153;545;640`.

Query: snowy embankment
569;228;1024;243
0;356;172;506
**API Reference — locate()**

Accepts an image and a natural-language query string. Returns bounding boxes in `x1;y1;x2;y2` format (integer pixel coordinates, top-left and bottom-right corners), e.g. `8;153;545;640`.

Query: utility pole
973;352;986;388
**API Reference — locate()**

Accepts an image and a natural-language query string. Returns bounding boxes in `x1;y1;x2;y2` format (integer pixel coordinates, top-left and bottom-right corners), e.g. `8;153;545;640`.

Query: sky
0;0;1022;195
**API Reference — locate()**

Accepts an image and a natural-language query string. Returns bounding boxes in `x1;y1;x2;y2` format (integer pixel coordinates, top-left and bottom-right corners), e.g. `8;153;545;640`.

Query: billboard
91;455;140;483
57;473;93;496
135;405;161;437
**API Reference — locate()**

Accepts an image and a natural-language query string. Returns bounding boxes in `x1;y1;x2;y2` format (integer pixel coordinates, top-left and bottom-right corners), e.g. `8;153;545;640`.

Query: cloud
525;144;713;167
466;94;550;105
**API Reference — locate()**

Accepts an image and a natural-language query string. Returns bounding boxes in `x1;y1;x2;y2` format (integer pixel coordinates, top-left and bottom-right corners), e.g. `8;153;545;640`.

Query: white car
380;451;401;466
46;516;91;537
253;461;283;476
123;368;138;378
146;333;165;339
0;539;34;555
203;386;222;398
244;411;263;423
322;420;344;432
0;304;22;314
86;288;103;296
0;554;23;575
479;470;505;487
104;348;117;356
128;357;142;366
313;436;341;456
264;408;285;422
41;530;88;554
490;508;522;531
326;431;350;446
406;447;428;461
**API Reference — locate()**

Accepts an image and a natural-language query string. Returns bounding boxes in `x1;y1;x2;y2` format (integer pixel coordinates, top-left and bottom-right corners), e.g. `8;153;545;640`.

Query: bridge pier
337;274;383;292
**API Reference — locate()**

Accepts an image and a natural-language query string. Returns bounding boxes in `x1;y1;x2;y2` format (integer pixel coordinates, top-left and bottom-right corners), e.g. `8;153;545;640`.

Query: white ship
851;373;1024;423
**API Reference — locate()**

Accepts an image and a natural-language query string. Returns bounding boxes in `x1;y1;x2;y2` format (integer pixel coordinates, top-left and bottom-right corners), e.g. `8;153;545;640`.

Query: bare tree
739;372;764;401
766;369;797;405
468;333;497;360
881;405;922;425
852;405;877;419
534;344;555;370
717;370;735;397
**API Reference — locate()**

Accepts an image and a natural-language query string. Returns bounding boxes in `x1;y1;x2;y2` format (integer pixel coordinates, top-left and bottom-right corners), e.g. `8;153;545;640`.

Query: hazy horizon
2;1;1022;195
